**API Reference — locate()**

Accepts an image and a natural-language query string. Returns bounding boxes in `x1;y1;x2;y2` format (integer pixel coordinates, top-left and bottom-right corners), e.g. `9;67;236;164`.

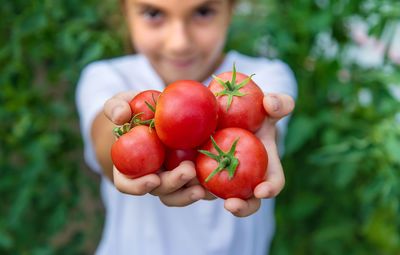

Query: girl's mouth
168;59;194;68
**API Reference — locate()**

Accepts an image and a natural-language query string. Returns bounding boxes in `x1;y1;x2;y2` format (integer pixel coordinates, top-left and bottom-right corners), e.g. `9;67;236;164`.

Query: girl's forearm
91;110;115;181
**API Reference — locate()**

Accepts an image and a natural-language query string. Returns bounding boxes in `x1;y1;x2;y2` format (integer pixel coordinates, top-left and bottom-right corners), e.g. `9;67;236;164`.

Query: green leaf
285;115;318;154
198;150;219;161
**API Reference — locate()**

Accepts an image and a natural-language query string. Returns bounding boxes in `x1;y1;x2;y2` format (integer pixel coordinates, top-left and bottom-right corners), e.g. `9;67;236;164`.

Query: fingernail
146;183;157;190
112;106;123;122
190;194;199;201
269;96;280;112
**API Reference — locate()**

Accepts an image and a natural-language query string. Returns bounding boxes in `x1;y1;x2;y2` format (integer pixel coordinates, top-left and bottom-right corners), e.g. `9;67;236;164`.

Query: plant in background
226;0;400;254
0;0;124;254
1;0;399;254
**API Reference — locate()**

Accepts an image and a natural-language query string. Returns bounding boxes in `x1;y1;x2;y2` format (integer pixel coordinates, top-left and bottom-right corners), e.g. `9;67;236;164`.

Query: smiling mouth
168;59;195;68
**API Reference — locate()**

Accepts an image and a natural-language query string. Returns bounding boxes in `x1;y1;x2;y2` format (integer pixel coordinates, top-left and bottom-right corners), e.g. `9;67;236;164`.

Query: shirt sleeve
253;60;298;157
75;61;130;174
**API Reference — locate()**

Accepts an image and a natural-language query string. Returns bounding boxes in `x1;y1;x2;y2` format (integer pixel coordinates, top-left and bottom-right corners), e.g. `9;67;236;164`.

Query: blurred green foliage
226;0;400;254
0;0;125;254
1;0;399;254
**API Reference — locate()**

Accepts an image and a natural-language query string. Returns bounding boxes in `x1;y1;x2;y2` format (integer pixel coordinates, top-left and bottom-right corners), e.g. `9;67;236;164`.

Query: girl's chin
162;70;203;83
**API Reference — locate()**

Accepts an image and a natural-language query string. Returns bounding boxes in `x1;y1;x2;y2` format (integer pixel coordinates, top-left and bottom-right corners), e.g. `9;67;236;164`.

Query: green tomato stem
212;63;254;111
199;137;240;182
112;112;155;138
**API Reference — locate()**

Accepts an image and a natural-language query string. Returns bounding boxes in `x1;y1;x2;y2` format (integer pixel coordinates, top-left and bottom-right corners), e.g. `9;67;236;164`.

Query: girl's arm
91;111;116;181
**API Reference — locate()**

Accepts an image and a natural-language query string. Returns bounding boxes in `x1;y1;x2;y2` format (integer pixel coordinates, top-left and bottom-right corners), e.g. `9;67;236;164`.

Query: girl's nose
165;20;192;54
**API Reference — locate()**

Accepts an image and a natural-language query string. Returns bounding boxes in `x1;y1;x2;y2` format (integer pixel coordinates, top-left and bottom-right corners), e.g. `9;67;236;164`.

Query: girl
76;0;297;254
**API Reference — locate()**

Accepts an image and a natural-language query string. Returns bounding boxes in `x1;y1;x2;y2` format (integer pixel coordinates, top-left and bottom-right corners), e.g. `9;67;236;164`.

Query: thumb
263;94;295;121
104;90;138;125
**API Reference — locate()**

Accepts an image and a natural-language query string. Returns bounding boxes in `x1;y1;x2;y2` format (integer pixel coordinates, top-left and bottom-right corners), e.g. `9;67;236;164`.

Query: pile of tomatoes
111;66;269;200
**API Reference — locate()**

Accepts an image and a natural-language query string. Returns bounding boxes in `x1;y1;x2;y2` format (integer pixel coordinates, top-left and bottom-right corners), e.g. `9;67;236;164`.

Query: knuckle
165;179;181;192
162;173;186;192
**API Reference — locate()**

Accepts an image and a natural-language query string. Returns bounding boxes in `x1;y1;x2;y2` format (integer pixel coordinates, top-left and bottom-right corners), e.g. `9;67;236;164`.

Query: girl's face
124;0;234;85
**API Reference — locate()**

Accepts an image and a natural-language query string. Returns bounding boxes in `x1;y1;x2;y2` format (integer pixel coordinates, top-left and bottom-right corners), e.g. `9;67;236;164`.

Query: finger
224;197;261;217
263;94;295;120
185;176;200;187
253;176;285;199
113;166;160;195
185;176;217;200
203;191;217;200
104;91;138;124
255;118;277;143
150;161;197;196
254;131;285;199
159;184;206;207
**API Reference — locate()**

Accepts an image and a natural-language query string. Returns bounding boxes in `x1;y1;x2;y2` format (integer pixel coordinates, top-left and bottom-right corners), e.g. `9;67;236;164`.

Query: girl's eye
142;8;163;22
194;7;215;20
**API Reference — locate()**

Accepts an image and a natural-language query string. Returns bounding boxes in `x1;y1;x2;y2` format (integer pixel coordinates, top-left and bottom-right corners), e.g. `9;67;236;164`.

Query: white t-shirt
76;50;297;255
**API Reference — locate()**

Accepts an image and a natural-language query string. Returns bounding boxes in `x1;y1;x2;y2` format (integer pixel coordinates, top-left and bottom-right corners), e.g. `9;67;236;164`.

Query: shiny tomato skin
129;90;161;121
111;125;165;178
196;127;268;200
164;147;198;170
208;72;266;133
154;80;218;149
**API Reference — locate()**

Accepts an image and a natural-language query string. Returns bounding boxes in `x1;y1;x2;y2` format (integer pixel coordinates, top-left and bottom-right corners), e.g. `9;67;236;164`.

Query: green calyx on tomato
198;136;240;182
212;64;254;111
138;96;158;129
112;113;145;138
143;92;158;114
113;94;158;138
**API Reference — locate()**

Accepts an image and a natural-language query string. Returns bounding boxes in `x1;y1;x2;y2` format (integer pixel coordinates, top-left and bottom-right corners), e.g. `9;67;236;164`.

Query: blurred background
1;0;399;254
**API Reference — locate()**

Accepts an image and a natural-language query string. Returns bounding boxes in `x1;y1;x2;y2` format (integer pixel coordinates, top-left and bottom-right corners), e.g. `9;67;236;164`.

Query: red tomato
129;90;161;122
208;66;266;132
111;125;165;178
154;80;218;149
164;147;198;170
196;127;268;199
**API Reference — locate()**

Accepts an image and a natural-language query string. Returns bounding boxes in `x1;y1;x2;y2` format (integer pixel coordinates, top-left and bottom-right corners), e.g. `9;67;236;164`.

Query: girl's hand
104;91;215;206
113;160;216;206
224;93;295;217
